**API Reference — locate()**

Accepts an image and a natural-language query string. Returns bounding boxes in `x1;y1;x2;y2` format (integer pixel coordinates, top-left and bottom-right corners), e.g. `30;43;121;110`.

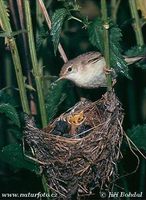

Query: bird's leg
104;67;117;86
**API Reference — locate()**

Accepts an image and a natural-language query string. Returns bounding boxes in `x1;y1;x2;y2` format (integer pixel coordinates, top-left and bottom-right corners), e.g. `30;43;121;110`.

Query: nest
24;90;124;199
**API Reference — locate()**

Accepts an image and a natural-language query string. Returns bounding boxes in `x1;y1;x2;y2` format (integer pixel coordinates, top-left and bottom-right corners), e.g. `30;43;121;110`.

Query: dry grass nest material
24;90;124;199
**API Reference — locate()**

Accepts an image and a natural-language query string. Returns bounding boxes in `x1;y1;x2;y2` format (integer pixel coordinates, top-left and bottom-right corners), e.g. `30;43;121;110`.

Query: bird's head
58;61;81;82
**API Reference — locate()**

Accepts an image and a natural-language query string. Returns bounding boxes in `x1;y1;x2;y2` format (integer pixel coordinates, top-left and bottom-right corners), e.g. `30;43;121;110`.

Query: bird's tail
124;56;144;65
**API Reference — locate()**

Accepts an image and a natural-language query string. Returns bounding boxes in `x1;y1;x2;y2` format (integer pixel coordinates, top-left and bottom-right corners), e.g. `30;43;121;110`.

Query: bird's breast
74;58;107;88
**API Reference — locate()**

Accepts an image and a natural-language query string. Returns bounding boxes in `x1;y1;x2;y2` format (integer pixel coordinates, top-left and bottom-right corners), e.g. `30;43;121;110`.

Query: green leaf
8;128;22;140
136;63;146;69
88;19;104;53
88;18;130;79
51;8;68;54
0;103;20;127
46;81;67;122
36;26;49;51
125;45;146;57
127;124;146;151
0;143;40;174
0;89;18;106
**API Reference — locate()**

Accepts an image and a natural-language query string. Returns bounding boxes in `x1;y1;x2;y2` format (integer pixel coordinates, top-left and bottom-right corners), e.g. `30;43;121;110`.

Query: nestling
59;51;142;88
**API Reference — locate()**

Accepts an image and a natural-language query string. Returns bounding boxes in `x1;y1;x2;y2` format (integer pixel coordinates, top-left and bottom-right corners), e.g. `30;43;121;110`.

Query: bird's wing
81;51;103;65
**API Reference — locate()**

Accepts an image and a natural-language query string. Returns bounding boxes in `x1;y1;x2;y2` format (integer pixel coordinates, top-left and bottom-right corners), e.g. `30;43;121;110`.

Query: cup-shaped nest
24;90;124;199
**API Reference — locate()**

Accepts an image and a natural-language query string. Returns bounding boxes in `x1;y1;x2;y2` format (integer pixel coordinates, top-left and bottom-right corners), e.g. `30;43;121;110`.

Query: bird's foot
103;67;113;75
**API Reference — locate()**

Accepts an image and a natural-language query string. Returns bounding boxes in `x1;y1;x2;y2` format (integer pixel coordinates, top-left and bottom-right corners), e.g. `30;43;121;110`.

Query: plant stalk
128;0;144;47
0;0;30;114
5;54;12;94
111;0;121;22
101;0;112;90
24;0;47;127
17;0;37;115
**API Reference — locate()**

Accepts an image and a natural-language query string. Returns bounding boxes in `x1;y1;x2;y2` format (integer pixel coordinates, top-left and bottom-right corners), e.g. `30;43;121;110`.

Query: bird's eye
67;66;72;72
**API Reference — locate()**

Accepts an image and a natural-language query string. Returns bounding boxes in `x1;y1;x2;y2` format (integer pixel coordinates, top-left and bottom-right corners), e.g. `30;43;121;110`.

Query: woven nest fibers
24;90;124;199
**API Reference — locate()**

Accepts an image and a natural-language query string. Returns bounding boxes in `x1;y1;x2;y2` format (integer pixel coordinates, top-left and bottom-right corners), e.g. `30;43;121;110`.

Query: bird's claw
103;67;113;75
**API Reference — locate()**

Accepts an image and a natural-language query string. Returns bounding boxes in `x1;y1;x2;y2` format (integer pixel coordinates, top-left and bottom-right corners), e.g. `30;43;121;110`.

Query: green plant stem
111;0;121;22
24;0;47;127
5;54;12;95
128;0;144;47
101;0;112;90
0;0;30;114
41;174;50;200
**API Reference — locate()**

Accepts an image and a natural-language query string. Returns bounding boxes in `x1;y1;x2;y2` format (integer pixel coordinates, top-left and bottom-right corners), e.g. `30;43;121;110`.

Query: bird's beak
54;76;64;83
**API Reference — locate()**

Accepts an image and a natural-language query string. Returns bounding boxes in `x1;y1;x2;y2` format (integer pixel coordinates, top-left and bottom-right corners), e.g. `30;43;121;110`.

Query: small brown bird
59;51;142;88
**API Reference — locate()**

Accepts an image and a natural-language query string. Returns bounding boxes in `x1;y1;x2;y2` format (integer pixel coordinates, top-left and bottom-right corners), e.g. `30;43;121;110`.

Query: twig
38;0;68;63
69;16;83;23
125;133;146;159
101;0;112;90
112;133;140;184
